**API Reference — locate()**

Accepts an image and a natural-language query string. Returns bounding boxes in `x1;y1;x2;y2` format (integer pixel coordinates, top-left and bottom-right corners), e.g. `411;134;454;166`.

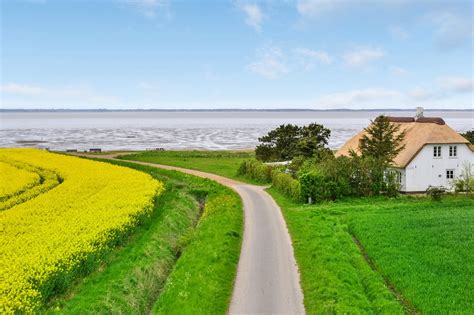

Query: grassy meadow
123;150;474;313
120;150;258;183
47;160;243;314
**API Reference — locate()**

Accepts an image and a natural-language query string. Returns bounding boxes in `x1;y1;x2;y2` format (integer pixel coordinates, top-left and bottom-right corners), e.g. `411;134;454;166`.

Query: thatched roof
335;116;470;168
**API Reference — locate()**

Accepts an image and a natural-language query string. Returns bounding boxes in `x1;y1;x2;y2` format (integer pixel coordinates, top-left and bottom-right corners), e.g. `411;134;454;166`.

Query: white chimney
415;107;424;119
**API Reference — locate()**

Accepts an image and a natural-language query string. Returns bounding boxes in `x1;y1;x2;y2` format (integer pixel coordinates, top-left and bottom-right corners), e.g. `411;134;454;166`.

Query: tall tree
358;115;406;166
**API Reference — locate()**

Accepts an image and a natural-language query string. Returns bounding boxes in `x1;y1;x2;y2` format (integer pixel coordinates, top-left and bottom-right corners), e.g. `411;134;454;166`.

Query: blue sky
1;0;472;109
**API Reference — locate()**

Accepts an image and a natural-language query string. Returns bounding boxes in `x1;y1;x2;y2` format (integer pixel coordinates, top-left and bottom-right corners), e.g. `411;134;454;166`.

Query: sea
0;110;472;151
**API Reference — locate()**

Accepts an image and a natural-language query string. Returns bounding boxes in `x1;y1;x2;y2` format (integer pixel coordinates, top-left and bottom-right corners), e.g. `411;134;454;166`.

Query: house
336;109;474;192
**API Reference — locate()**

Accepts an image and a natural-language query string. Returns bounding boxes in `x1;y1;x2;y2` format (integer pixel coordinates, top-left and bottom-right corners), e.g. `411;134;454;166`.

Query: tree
296;123;332;158
461;130;474;144
255;123;331;162
359;115;406;166
255;124;301;161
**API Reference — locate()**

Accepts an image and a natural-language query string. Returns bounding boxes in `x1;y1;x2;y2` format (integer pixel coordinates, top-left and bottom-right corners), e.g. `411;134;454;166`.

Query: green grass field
348;196;474;313
48;160;242;314
123;150;474;313
119;150;258;183
270;191;474;313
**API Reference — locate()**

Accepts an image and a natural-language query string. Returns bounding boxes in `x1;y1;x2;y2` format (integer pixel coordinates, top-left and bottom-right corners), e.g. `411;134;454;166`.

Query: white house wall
404;143;474;192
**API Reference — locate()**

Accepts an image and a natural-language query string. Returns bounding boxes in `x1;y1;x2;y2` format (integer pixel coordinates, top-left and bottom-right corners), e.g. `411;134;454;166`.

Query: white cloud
389;25;409;40
123;0;167;18
438;76;473;93
0;83;120;107
408;87;438;101
1;83;46;96
314;88;401;108
246;46;288;79
293;48;332;70
408;77;472;102
429;12;473;49
343;47;385;68
389;66;410;76
296;0;338;17
238;3;264;31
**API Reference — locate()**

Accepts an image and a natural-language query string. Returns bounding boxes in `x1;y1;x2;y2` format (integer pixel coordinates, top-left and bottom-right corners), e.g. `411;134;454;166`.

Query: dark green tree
255;124;301;161
255;123;331;162
296;123;332;158
359;115;406;166
461;130;474;144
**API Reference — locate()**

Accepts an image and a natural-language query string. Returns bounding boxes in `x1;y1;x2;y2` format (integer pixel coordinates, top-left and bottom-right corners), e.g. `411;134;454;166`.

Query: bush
238;160;301;201
271;170;301;201
426;186;445;202
298;154;401;203
384;170;400;198
237;160;273;183
299;171;326;203
453;162;474;193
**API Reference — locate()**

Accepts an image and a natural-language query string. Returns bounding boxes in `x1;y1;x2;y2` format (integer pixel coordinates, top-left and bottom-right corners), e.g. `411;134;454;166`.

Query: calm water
0;111;472;151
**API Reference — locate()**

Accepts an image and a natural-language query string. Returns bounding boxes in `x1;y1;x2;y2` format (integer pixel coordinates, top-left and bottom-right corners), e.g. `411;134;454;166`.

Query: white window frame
449;145;457;158
433;145;442;158
446;169;454;179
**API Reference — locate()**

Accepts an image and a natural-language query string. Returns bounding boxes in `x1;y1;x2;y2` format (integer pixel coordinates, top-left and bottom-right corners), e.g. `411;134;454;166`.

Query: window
446;169;454;179
449;145;457;157
433;146;442;157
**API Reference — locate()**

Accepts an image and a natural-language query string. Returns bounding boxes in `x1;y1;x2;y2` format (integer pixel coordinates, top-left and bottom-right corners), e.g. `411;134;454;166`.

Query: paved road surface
73;153;305;314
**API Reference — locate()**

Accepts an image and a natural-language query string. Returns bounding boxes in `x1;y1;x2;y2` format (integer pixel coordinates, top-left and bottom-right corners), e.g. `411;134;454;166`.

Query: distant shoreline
1;108;473;113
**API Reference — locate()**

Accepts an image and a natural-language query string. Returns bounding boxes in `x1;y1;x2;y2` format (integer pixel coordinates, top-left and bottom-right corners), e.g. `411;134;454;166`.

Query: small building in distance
336;108;474;192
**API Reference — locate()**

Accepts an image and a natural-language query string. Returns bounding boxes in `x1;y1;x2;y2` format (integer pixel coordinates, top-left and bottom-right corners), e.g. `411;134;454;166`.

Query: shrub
237;160;273;183
454;162;474;193
298;154;401;203
271;170;301;202
384;169;400;198
238;160;301;201
426;186;445;202
299;171;327;203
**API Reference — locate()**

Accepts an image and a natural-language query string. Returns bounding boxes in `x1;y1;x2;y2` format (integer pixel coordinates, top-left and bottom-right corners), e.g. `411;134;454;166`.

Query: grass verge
47;160;242;314
268;189;404;314
119;150;259;184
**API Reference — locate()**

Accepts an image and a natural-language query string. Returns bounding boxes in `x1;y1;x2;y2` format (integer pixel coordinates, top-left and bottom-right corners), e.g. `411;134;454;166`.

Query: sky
0;0;473;110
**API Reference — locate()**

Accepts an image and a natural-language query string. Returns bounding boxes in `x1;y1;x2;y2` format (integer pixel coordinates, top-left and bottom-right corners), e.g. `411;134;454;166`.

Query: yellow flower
0;149;163;314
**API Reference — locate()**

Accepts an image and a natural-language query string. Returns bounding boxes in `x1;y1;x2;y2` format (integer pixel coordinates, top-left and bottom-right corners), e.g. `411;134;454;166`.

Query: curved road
76;154;305;314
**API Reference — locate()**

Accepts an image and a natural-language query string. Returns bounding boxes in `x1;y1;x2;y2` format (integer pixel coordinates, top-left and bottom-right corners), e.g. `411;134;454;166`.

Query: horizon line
1;108;473;112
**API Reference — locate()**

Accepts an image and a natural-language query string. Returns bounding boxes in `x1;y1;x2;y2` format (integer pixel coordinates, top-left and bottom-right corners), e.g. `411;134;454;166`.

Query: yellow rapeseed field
0;161;40;201
0;149;163;314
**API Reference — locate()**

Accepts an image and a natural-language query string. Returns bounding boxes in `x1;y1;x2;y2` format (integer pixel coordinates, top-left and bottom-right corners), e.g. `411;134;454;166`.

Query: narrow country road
74;153;305;314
